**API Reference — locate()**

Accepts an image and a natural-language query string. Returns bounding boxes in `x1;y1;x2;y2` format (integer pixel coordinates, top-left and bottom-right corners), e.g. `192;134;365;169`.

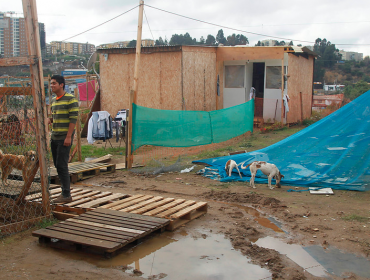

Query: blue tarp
193;90;370;191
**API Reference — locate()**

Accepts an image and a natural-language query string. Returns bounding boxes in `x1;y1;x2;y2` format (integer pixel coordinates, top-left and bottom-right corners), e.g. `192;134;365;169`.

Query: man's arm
64;122;76;146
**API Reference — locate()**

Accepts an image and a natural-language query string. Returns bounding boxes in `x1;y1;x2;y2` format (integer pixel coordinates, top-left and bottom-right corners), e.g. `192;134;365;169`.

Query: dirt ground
1;160;369;279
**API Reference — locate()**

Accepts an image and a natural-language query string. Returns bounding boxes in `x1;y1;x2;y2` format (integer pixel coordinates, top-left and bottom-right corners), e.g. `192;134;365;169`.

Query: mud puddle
255;236;370;278
64;229;272;280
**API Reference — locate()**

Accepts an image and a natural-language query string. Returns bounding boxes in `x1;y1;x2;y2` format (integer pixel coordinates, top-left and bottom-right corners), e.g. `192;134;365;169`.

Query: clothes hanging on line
249;87;256;100
87;111;113;144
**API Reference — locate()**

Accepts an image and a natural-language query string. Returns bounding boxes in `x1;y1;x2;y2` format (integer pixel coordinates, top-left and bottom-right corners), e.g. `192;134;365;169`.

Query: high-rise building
0;11;45;57
49;41;95;55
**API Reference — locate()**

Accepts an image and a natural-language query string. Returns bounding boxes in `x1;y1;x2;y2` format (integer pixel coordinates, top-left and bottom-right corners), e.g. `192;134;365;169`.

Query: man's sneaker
53;195;72;204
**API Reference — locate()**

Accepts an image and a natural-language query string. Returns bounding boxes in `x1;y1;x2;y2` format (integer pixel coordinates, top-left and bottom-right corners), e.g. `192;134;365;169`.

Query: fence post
17;0;51;215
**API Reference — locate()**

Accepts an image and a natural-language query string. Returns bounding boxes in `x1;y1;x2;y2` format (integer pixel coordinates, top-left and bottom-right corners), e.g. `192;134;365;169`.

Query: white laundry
249;87;256;100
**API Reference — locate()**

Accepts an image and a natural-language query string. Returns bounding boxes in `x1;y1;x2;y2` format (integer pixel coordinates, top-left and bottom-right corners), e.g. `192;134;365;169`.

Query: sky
4;0;370;56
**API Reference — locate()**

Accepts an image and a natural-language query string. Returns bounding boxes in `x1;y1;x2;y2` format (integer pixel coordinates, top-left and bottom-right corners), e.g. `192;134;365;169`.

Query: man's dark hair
51;75;65;90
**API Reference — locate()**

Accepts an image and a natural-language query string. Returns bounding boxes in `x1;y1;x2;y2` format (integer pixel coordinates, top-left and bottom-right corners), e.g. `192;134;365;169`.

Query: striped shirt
51;93;79;140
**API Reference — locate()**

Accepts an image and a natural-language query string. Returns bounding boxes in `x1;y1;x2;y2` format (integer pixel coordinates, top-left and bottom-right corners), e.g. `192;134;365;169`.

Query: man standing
49;75;79;203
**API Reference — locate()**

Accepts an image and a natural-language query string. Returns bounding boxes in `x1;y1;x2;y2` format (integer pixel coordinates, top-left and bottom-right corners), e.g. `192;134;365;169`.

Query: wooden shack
97;45;316;124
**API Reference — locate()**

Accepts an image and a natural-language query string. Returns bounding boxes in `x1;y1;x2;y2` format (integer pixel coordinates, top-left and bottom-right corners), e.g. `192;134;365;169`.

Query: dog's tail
0;149;3;159
240;162;252;170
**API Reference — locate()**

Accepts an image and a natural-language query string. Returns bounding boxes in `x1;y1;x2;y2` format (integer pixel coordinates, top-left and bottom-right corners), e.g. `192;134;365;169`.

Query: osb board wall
286;54;314;123
216;46;285;62
99;52;182;116
182;47;217;111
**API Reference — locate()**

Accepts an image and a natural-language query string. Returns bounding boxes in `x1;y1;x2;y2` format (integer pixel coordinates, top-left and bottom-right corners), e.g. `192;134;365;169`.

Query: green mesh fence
132;99;254;151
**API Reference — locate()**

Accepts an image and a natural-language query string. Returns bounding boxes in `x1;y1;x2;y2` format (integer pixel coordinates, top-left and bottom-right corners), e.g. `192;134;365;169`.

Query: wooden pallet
50;162;116;184
0;179;60;198
26;188;208;231
99;195;208;231
32;208;170;257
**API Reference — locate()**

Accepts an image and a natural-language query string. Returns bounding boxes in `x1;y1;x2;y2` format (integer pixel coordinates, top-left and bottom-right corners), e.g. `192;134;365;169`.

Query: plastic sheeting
193;90;370;191
132;99;254;151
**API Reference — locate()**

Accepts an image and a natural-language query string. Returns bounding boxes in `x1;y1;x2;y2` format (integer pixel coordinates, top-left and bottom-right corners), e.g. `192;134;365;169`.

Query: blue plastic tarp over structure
193;90;370;191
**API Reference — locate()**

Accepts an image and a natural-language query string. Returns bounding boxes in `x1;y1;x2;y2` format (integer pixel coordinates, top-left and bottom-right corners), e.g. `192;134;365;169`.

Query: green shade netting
132;99;254;151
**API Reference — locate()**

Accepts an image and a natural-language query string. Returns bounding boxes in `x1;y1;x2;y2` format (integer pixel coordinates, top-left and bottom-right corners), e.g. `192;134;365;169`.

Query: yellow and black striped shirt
51;93;79;140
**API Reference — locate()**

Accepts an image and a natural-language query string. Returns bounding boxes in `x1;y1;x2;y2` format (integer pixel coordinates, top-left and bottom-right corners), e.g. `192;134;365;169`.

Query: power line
61;5;139;42
144;4;370;46
144;7;155;41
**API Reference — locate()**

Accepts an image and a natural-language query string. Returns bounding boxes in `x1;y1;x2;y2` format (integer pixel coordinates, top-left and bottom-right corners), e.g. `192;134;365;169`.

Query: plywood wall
182;47;217;111
99;51;182;117
286;54;314;123
217;46;285;62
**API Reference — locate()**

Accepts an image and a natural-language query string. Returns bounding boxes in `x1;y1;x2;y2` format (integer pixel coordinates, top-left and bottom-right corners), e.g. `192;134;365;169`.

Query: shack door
252;63;265;118
223;65;246;108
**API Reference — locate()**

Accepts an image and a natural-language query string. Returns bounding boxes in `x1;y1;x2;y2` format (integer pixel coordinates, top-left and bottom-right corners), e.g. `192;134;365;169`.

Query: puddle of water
303;245;370;278
255;236;328;277
77;230;272;280
226;202;285;233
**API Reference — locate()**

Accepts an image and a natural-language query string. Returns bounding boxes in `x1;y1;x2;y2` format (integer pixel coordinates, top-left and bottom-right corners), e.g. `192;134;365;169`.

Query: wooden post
17;0;51;215
86;74;89;108
281;59;285;123
126;90;134;169
75;88;82;161
127;0;144;169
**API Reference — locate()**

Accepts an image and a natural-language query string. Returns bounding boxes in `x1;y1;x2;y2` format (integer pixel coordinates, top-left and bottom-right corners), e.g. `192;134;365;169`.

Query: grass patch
76;145;125;162
36;217;59;228
341;214;369;222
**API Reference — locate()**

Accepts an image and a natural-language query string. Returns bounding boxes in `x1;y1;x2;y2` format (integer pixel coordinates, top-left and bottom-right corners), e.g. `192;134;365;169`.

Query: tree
344;80;370;100
216;29;227;45
206;35;216;45
155;37;166;46
289;41;294;46
199;36;205;45
127;40;137;47
255;41;265;46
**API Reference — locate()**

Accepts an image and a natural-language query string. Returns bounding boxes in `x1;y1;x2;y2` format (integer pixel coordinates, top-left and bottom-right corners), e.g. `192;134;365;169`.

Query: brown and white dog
0;149;37;186
241;161;284;189
225;159;243;179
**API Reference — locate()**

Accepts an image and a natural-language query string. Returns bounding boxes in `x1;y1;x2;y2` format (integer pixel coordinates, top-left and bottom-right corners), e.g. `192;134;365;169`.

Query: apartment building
98;39;154;49
49;41;95;55
339;50;363;61
0;12;45;57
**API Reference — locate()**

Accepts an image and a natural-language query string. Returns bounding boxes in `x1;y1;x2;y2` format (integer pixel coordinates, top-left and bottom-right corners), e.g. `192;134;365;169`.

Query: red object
78;80;97;101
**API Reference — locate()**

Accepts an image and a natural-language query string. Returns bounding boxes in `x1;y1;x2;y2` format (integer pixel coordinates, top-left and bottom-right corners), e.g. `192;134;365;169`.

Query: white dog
225;159;242;179
241;161;284;189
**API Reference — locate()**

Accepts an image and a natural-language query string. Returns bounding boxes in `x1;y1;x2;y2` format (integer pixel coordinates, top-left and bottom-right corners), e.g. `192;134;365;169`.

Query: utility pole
16;0;50;215
126;0;144;169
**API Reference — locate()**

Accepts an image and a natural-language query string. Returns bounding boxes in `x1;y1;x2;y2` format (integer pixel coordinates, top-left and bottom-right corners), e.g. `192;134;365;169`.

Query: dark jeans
51;139;72;197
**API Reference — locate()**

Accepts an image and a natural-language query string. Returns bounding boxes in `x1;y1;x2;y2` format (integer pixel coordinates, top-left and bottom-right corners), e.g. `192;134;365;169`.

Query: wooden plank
156;200;196;218
170;202;208;219
99;194;144;209
77;193;127;208
47;224;129;243
52;211;78;221
64;191;102;207
32;228;120;250
25;186;61;201
67;218;145;234
85;154;113;163
76;215;157;231
110;195;154;211
95;208;170;224
0;87;32;95
0;56;36;66
142;199;186;216
88;210;168;227
120;196;164;212
67;192;113;208
60;220;137;238
130;197;175;214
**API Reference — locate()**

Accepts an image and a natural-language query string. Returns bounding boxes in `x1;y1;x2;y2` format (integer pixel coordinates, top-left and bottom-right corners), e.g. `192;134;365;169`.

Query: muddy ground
1;159;369;280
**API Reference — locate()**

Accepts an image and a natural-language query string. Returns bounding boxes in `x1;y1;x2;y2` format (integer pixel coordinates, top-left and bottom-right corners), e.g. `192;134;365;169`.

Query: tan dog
0;149;37;186
241;161;284;189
